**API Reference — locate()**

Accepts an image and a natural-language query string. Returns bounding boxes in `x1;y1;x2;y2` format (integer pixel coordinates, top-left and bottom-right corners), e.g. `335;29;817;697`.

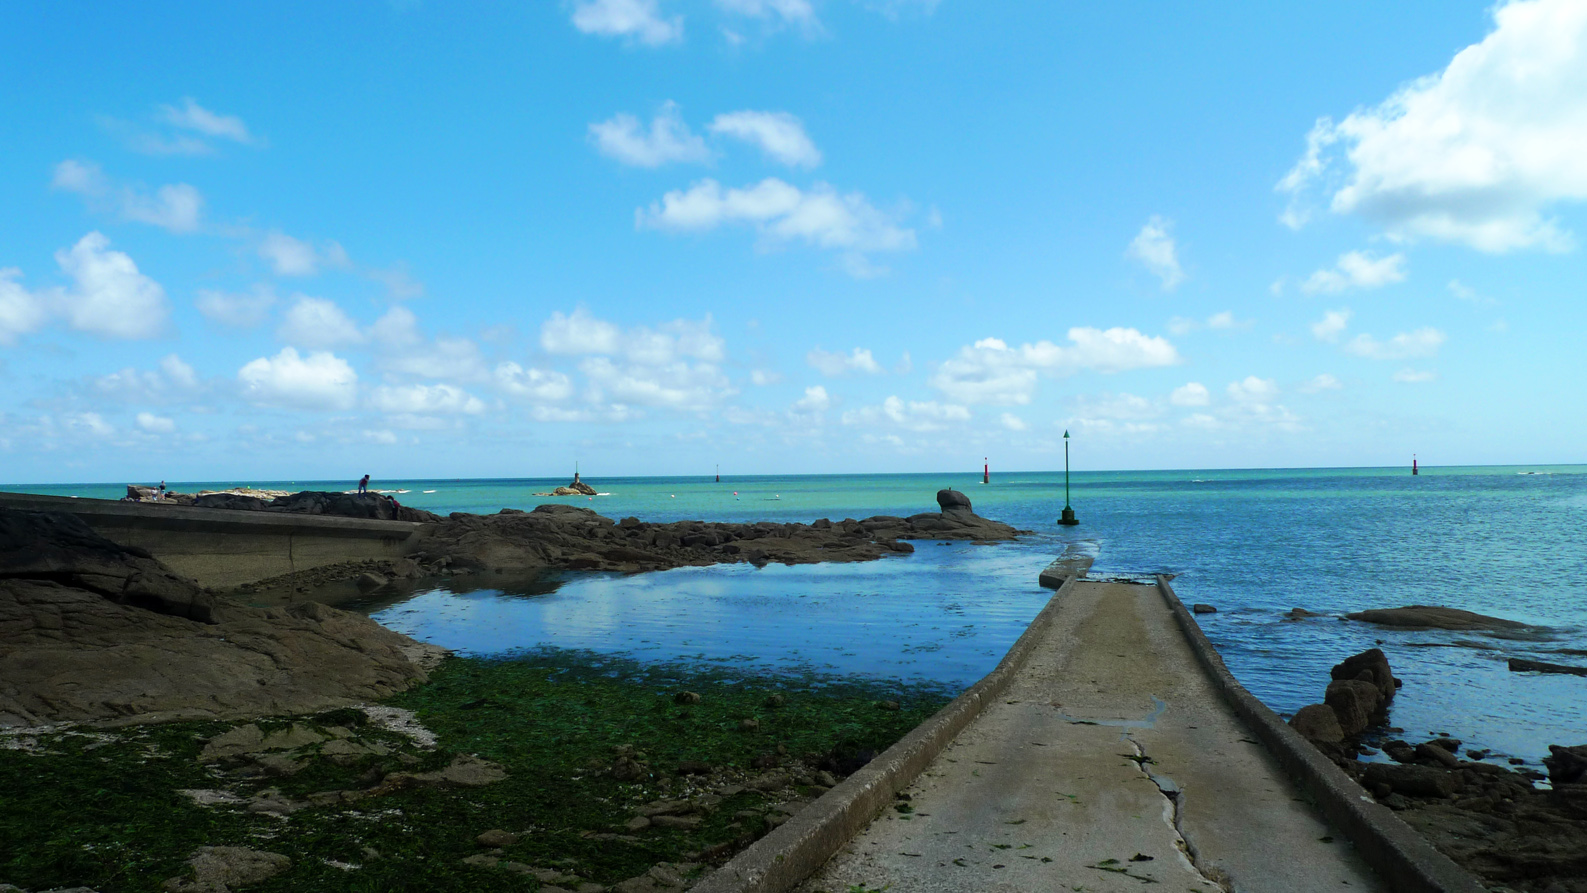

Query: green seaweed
0;649;952;892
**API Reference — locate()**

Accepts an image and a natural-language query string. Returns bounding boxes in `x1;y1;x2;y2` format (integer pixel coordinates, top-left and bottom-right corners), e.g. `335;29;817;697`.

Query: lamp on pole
1058;430;1079;526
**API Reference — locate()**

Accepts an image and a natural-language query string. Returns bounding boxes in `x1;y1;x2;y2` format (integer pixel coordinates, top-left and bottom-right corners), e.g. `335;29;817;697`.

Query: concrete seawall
0;491;430;589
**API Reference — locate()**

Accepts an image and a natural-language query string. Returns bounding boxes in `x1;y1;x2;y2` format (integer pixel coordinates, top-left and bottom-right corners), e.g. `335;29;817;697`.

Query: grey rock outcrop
1344;605;1532;631
265;491;441;523
0;507;444;728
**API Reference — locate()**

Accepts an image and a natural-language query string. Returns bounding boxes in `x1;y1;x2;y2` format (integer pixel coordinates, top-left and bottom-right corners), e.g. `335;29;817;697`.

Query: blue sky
2;0;1584;484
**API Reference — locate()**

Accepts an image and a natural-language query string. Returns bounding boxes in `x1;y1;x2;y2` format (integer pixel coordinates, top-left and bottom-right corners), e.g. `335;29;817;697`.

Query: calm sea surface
14;466;1586;764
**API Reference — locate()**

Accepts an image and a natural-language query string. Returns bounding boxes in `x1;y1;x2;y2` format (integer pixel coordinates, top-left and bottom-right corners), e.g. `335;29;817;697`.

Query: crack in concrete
1123;734;1233;892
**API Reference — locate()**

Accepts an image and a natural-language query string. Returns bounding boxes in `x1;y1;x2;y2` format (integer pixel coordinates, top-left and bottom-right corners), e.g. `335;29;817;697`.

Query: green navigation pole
1058;429;1079;526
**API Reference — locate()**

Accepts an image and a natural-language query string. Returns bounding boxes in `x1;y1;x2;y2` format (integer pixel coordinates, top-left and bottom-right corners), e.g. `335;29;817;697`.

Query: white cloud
1278;0;1587;252
541;308;725;364
238;347;358;411
1301;373;1343;393
1310;308;1353;342
1071;392;1159;421
1000;413;1027;432
708;110;822;167
571;0;683;45
807;346;883;376
258;231;349;277
1169;311;1248;335
94;354;201;403
1394;369;1438;383
1301;251;1406;294
370;383;486;415
51;160;204;233
64;412;114;438
0;268;48;346
716;0;818;28
750;369;782;386
862;0;942;17
590;102;712;167
1344;327;1447;360
841;396;970;432
369;306;423;348
1126;216;1185;290
158;98;254;144
1448;278;1499;306
1227;376;1280;403
196;285;276;327
381;336;490;382
581;355;732;411
136;412;176;433
636;177;916;274
792;384;830;412
1170;382;1210;407
495;363;575;402
278;296;364;348
930;328;1182;405
53;232;169;339
368;264;425;300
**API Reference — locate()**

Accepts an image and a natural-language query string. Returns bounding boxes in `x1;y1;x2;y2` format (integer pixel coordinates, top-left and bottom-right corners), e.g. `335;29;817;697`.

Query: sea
12;465;1586;767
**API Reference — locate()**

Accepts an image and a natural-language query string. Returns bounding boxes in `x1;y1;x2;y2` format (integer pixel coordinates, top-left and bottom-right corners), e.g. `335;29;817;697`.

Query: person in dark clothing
358;474;370;494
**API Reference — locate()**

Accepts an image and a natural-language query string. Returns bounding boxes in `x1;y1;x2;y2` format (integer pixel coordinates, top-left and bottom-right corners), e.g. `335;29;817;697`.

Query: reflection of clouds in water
372;547;1049;688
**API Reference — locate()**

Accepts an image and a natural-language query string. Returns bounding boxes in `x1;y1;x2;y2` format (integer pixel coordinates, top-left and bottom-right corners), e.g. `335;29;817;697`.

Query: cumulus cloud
581;355;733;411
1278;0;1587;252
277;296;364;348
1301;251;1406;294
930;328;1182;405
636;177;916;275
196;285;276;327
94;355;202;403
841;396;970;432
571;0;683;45
258;231;349;277
1000;413;1027;432
1310;308;1353;342
708;110;821;167
1169;311;1248;335
238;347;358;411
590;102;712;167
792;384;830;412
1126;215;1185;290
369;306;424;348
495;363;575;402
136;412;176;433
541;308;725;364
51;160;204;233
807;346;882;376
716;0;818;28
0;268;48;346
53;232;169;339
100;98;257;156
381;336;491;382
1227;376;1280;403
1344;327;1447;360
1170;382;1210;406
370;383;486;415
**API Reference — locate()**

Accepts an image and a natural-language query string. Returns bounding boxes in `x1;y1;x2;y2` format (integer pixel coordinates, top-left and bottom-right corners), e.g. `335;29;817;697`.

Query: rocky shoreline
1287;646;1587;893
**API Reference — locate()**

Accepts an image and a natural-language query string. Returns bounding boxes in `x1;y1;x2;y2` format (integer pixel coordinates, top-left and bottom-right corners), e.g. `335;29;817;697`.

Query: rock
1545;745;1587;785
764;693;786;708
650;815;701;829
1509;657;1587;676
477;829;518;847
876;700;900;711
265;491;441;523
674;691;701;705
163;846;291;893
1192;604;1217;614
0;509;217;623
625;816;652;831
738;718;759;732
1329;648;1398;702
192;494;270;512
1415;742;1463;769
936;489;973;513
1290;704;1345;744
676;760;712;775
1283;608;1320;621
1345;605;1533;631
354;572;390;593
1363;763;1456;798
1324;679;1382;737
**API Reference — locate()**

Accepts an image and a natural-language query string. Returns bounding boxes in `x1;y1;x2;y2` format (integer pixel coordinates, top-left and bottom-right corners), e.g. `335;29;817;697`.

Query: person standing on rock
358;474;370;495
157;480;166;501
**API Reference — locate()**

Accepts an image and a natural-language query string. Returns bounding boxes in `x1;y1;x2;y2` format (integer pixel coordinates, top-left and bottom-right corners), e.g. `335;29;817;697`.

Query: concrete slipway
698;576;1488;893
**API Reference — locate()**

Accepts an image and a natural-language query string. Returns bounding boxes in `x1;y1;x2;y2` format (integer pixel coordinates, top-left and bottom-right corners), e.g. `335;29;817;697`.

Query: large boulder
193;493;270;511
936;488;973;513
0;509;217;623
1324;678;1383;736
1545;744;1587;785
1344;605;1531;631
1329;647;1399;703
267;491;440;523
1289;704;1344;744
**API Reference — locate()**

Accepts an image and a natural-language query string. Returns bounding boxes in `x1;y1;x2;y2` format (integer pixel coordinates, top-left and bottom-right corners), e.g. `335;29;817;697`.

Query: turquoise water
11;465;1586;763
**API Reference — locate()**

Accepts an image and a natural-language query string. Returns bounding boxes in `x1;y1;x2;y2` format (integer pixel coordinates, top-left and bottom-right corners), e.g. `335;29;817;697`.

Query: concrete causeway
796;580;1384;892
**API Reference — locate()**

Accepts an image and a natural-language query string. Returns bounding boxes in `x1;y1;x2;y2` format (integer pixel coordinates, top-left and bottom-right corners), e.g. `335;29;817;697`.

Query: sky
2;0;1584;484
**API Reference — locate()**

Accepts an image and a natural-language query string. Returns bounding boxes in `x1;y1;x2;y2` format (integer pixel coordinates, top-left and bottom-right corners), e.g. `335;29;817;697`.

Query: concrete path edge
1153;575;1487;893
692;574;1079;893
